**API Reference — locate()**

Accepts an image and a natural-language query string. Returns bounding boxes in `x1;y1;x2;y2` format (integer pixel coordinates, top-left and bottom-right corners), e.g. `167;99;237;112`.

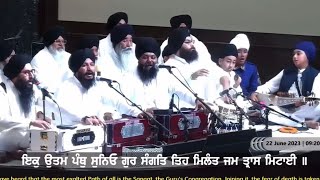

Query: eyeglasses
54;39;67;44
21;69;35;76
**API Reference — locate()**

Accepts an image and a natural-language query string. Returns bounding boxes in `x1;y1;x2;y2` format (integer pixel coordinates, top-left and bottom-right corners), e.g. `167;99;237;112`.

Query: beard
77;72;96;90
179;48;198;64
15;79;35;116
114;45;136;71
48;45;66;62
137;64;159;85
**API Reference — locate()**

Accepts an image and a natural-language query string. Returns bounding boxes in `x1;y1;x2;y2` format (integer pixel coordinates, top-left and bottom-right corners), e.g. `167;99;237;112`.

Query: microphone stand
226;93;250;131
172;103;190;141
106;82;174;143
41;89;46;122
239;94;307;130
165;68;226;133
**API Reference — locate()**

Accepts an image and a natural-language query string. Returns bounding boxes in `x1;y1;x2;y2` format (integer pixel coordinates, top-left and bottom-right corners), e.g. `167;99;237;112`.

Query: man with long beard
163;28;228;108
31;26;73;94
99;12;128;58
54;48;143;126
97;24;137;83
126;37;203;113
0;54;51;162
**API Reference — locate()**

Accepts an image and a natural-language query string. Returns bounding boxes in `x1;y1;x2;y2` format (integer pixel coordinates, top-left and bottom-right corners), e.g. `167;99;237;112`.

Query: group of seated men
1;12;320;161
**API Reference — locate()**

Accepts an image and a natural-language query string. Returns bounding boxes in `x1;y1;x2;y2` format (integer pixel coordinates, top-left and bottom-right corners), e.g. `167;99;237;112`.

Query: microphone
96;76;117;85
169;94;174;109
219;88;233;97
158;65;176;69
31;72;54;101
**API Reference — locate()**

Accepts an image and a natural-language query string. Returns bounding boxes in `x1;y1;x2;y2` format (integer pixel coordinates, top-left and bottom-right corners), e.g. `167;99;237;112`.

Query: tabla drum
213;98;242;134
214;98;240;123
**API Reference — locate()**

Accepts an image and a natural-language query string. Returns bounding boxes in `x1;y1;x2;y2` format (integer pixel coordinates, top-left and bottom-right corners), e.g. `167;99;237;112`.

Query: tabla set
213;98;244;134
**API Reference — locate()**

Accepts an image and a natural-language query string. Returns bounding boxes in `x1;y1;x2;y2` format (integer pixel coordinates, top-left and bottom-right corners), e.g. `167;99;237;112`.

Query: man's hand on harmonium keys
32;111;52;129
81;116;105;126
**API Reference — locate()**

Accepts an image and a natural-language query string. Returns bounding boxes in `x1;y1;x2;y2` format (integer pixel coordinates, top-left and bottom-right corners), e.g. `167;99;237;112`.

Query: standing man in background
159;14;212;65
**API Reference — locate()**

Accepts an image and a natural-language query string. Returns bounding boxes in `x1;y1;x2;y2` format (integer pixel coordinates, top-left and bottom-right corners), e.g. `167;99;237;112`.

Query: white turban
230;33;250;51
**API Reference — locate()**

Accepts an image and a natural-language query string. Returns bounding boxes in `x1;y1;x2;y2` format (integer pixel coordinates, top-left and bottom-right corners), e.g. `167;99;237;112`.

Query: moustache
122;47;132;52
85;72;94;75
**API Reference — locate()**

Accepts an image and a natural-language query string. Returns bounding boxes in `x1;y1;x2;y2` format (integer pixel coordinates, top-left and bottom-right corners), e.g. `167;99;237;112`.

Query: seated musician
206;44;250;125
216;44;242;101
163;28;227;109
54;48;143;126
251;41;320;129
126;37;203;113
0;54;51;162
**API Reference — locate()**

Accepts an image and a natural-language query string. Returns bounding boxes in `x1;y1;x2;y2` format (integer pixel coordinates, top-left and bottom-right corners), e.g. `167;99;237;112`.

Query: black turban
220;44;238;58
3;54;32;80
68;48;96;73
110;24;134;47
105;12;128;31
170;15;192;29
0;41;14;62
43;26;66;47
163;28;190;56
77;35;100;50
135;37;160;59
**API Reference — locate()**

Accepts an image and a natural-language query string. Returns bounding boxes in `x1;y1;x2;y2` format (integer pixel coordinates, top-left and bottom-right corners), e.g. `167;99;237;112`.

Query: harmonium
28;124;105;153
154;109;209;144
103;118;155;155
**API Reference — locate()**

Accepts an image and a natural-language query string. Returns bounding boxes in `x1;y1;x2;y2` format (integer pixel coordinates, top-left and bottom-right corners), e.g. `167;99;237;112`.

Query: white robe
53;76;141;126
0;79;42;152
165;54;229;109
0;64;6;83
31;47;73;94
164;55;200;108
256;69;320;127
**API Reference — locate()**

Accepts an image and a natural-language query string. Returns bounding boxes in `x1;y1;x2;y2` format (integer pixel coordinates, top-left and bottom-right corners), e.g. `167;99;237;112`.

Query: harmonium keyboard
103;118;155;155
154;109;209;144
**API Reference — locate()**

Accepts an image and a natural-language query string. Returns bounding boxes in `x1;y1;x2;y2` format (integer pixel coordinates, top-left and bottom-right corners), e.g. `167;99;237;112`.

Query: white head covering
230;33;250;51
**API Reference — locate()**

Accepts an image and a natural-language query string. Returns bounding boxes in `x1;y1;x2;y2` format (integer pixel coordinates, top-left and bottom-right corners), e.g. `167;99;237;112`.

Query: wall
58;0;320;36
0;0;39;54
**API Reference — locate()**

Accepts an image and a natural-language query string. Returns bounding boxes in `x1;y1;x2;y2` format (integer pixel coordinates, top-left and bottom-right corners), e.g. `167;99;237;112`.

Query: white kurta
53;76;142;126
164;55;199;108
0;64;5;83
158;35;212;65
165;54;228;108
124;67;193;110
256;69;320;126
98;34;112;59
31;47;73;94
0;79;42;152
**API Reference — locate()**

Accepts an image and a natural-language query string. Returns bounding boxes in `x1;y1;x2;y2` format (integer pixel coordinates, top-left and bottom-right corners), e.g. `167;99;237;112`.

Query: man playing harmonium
251;41;320;129
54;48;143;126
0;54;51;162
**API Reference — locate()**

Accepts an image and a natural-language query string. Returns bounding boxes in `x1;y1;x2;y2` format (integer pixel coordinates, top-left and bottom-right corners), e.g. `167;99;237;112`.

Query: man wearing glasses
31;26;73;94
0;54;51;162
